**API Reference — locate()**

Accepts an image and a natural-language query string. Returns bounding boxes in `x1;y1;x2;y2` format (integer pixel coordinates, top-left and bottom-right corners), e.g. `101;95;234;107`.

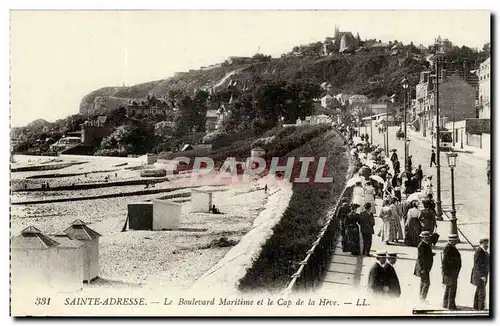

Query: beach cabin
63;220;101;282
11;226;59;292
127;202;154;230
48;233;85;292
152;199;182;230
191;189;213;213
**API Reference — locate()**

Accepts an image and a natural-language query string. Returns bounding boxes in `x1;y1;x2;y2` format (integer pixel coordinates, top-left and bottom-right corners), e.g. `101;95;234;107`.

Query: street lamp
405;138;411;166
446;152;460;241
402;78;409;171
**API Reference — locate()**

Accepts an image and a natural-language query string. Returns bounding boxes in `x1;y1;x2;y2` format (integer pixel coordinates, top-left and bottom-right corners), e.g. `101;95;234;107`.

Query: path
320;135;490;314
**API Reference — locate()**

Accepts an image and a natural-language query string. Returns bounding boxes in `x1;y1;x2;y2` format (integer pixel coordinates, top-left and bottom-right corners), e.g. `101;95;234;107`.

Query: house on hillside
334;93;353;106
321;94;335;109
50;136;82;152
349;95;369;106
369;42;391;53
205;109;219;132
390;43;403;56
125;96;170;118
434;35;453;54
227;56;252;65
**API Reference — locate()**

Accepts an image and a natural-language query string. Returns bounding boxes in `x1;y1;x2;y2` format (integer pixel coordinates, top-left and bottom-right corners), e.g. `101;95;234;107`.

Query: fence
282;129;355;294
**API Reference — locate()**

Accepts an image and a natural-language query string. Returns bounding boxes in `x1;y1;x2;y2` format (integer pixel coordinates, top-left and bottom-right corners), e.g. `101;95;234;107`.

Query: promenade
320;134;489;313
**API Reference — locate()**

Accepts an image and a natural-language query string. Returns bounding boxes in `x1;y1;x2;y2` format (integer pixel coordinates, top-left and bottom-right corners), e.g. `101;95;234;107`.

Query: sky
10;10;491;127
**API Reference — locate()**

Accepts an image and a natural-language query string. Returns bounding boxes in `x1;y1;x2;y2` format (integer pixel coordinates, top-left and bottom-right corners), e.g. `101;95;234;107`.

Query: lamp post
370;116;373;145
405;139;411;164
402;78;409;171
446;152;459;241
460;128;464;149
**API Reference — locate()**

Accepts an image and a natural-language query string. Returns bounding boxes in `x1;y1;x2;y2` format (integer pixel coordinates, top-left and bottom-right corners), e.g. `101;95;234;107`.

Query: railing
282;129;355;295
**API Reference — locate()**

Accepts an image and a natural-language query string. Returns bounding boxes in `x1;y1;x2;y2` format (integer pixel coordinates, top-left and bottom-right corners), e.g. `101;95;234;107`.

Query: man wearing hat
414;231;435;302
441;234;461;310
384;252;401;298
359;202;375;256
368;250;387;296
471;238;489;310
339;198;352;252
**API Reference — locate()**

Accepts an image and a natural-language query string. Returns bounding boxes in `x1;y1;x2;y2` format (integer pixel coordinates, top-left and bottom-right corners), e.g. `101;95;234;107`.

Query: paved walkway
320;138;489;313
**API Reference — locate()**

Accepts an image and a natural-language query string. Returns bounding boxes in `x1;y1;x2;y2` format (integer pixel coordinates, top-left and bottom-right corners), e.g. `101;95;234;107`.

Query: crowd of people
338;135;490;310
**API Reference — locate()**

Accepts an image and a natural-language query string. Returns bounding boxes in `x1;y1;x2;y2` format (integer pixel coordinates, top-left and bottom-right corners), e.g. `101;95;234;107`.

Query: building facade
413;69;477;138
477;57;491;119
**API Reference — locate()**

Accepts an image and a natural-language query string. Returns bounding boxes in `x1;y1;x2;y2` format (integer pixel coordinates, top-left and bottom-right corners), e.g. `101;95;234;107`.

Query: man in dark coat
359;203;375;256
430;150;436;167
426;194;436;214
415;165;424;190
368;251;387;295
384;252;401;298
407;155;413;173
390;151;398;164
471;238;490;310
338;198;351;252
414;231;435;301
393;160;401;175
441;234;461;310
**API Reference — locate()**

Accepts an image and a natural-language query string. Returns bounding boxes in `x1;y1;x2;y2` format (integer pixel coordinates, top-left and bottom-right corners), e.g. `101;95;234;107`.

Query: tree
252;53;272;62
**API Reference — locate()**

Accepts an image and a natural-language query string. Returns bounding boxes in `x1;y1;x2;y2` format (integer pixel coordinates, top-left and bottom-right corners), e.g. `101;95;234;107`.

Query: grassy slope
238;129;348;291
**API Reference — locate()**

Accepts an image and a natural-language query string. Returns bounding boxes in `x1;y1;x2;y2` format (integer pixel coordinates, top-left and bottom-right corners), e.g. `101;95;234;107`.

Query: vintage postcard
9;10;491;317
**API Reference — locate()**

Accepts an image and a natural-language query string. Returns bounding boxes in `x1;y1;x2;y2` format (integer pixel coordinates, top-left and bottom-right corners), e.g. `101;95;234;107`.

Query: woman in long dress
379;199;396;244
345;204;361;255
404;201;421;247
389;197;404;242
364;182;377;215
419;199;437;234
352;181;364;213
424;176;434;197
383;176;394;200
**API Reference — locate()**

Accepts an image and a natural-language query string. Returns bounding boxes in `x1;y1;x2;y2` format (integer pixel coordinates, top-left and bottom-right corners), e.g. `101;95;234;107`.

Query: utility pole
385;101;389;156
370;116;373;145
435;56;443;221
402;78;409;171
452;100;455;147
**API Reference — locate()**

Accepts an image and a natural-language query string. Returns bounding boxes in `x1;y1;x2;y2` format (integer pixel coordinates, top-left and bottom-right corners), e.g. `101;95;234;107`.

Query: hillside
79;52;432;115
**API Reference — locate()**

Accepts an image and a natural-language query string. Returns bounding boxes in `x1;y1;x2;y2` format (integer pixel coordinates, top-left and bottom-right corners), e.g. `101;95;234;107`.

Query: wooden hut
48;233;85;292
63;220;101;282
11;226;60;292
191;189;213;213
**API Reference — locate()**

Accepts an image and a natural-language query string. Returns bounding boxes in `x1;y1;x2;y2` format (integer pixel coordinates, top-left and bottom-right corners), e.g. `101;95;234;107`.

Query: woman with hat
419;200;437;241
404;201;422;247
379;199;396;245
352;181;364;213
363;181;377;215
389;197;404;242
344;203;362;256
